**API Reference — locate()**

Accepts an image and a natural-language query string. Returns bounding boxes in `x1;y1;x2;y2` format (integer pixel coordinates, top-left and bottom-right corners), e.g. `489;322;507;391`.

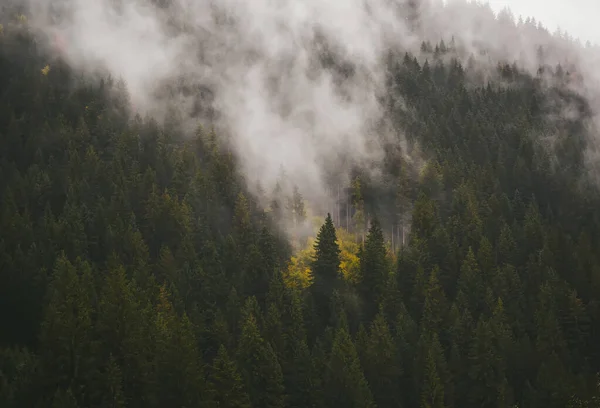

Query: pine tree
237;308;285;408
39;255;95;406
421;346;445;408
154;286;206;408
311;213;342;328
498;222;517;265
421;266;448;333
233;192;252;252
417;332;447;408
209;345;251;408
325;325;375;408
283;303;311;408
99;355;126;408
477;236;494;279
364;310;402;408
95;264;155;408
360;217;388;320
412;192;438;241
264;302;284;358
290;185;306;227
456;247;485;316
467;315;510;408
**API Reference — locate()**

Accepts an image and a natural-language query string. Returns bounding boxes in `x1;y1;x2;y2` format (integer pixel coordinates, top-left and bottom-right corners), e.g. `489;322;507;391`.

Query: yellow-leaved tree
284;226;363;289
284;237;315;289
337;228;361;284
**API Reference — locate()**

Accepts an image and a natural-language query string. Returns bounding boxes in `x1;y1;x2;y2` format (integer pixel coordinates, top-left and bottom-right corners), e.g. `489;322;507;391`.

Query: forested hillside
3;4;600;408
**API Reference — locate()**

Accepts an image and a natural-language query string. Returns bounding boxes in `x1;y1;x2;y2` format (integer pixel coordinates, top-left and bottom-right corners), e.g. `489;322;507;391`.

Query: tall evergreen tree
209;345;251;408
325;325;375;408
38;255;95;406
360;217;388;320
311;213;342;328
363;310;402;408
237;307;285;408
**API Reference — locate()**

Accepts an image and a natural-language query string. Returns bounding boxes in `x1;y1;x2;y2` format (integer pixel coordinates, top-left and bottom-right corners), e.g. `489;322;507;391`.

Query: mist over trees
3;1;600;408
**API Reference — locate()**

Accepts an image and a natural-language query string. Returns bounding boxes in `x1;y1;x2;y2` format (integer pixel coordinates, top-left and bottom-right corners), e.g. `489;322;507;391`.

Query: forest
2;2;600;408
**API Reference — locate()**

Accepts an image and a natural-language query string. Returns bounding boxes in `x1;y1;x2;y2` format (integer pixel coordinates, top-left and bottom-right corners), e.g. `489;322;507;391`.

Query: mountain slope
1;4;600;408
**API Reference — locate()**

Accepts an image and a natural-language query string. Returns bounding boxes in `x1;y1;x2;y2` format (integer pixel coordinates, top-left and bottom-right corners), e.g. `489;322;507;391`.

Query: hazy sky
485;0;600;44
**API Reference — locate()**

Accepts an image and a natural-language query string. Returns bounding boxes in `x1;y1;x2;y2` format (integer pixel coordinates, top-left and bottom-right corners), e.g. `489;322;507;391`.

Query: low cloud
24;0;600;221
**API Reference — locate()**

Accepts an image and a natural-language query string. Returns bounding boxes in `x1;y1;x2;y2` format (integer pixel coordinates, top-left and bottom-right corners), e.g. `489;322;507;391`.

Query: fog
28;0;420;212
24;0;600;228
484;0;600;45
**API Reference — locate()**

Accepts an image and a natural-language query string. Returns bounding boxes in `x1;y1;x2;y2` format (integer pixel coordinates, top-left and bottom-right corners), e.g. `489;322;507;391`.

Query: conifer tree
325;325;375;408
311;213;342;328
95;264;154;408
154;286;207;408
39;255;95;405
364;309;402;408
237;307;285;408
280;289;311;407
290;185;307;228
99;355;126;408
209;345;251;408
421;266;448;333
417;332;448;408
360;217;388;320
456;247;485;316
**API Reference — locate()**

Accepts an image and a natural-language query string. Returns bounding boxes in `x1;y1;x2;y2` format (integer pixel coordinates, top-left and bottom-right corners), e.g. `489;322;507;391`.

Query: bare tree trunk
330;194;333;225
337;184;341;230
346;193;350;231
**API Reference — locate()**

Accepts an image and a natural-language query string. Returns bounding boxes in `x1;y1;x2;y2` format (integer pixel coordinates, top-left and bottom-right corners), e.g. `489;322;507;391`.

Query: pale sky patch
483;0;600;44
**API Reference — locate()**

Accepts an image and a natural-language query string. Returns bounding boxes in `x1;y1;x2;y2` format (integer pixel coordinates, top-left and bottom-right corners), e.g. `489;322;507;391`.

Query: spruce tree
237;308;285;408
39;255;95;406
209;345;251;408
325;325;375;408
360;217;388;320
281;289;311;407
364;310;402;408
311;213;342;329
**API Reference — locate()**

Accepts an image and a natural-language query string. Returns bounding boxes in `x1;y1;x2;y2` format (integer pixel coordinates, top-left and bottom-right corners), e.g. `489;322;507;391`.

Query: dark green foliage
237;308;285;408
2;6;600;408
325;325;375;408
209;345;251;408
361;310;402;408
311;213;342;328
360;217;388;320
